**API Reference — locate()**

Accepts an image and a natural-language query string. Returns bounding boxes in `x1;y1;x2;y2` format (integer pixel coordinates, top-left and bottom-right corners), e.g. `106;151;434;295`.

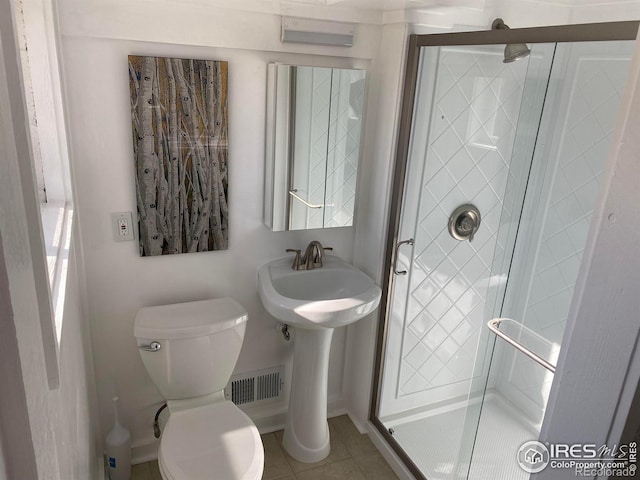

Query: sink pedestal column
282;327;334;463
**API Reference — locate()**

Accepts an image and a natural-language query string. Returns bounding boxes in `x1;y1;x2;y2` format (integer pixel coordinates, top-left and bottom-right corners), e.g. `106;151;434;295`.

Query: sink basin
257;254;382;463
257;255;381;329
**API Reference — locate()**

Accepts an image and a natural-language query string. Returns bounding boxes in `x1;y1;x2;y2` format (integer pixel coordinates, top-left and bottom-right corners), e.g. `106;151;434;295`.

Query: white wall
0;1;100;477
496;0;640;28
52;232;102;480
346;22;410;431
58;0;381;459
0;224;38;480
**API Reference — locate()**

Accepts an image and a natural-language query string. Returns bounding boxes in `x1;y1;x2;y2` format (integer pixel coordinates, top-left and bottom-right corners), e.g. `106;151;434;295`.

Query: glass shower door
377;42;555;479
457;39;636;480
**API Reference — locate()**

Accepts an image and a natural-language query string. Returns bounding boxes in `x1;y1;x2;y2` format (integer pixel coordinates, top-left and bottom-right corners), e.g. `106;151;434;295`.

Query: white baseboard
347;411;369;434
98;454;106;480
327;394;348;419
131;440;160;465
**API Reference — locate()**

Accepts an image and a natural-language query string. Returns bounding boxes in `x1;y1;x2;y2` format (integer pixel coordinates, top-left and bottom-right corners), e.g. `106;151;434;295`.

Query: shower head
491;18;531;64
503;42;531;63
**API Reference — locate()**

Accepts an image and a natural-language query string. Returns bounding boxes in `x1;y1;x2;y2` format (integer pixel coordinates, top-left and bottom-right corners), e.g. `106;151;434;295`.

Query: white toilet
134;298;264;480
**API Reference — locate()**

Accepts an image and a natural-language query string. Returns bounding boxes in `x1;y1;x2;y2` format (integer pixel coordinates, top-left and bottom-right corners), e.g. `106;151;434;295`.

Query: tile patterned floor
131;415;399;480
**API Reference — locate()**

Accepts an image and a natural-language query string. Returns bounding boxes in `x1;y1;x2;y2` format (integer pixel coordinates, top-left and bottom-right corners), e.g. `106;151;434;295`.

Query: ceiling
286;0;473;10
171;0;640;26
268;0;639;11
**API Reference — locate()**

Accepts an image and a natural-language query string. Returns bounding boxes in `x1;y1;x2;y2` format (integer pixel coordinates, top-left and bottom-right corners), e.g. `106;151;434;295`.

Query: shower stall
372;21;639;480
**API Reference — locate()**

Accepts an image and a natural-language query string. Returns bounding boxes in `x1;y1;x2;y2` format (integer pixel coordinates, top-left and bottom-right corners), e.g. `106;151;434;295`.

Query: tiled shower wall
522;42;633;345
497;41;634;423
396;46;530;406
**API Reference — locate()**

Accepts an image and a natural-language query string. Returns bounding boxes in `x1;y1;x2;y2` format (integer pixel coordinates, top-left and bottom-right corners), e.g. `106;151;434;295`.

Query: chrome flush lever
393;239;414;275
138;341;162;352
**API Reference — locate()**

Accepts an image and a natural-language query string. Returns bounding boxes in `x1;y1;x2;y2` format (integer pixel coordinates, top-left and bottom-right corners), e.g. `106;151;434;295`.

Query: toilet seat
158;401;263;480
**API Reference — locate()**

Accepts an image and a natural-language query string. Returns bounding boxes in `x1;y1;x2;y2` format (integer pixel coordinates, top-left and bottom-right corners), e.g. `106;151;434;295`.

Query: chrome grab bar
138;341;162;352
487;318;556;373
289;190;324;209
393;238;414;275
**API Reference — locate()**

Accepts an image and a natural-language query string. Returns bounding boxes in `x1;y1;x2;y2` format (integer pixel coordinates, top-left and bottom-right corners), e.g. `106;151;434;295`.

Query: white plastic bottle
105;396;131;480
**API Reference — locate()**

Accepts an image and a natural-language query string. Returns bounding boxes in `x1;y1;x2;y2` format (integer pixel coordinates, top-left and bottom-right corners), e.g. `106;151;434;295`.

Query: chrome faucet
285;241;332;270
304;240;325;270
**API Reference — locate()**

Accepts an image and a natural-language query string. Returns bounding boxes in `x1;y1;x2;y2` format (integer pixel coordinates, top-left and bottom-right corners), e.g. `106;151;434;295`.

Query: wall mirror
264;63;366;231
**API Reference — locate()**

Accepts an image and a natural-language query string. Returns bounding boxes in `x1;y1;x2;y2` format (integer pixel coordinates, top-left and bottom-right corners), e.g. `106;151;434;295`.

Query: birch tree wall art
129;55;229;256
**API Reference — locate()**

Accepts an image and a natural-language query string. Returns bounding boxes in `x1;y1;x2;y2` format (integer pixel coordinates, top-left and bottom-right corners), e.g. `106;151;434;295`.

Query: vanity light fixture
281;16;355;46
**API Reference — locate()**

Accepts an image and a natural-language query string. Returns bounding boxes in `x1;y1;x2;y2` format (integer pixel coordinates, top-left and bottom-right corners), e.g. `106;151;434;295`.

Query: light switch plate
111;212;135;242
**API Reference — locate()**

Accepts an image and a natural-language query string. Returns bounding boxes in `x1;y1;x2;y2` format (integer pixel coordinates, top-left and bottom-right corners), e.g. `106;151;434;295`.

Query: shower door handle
393;238;414;275
487;319;556;373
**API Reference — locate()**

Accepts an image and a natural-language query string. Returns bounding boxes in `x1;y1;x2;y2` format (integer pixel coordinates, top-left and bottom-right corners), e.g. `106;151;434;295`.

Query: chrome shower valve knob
448;204;481;242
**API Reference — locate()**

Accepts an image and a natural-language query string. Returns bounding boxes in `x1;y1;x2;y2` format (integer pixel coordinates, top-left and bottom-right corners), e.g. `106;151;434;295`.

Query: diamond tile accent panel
522;56;631;348
399;47;530;397
506;47;633;416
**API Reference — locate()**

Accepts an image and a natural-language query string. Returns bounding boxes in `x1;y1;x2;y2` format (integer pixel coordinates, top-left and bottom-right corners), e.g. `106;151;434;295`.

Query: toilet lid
159;402;263;480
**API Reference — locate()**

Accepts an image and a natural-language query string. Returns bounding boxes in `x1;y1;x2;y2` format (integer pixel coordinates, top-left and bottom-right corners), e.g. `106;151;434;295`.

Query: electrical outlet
111;212;135;242
117;218;129;237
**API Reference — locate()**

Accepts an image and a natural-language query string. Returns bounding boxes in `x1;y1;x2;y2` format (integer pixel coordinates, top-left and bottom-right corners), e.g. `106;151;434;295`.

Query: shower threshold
381;393;539;480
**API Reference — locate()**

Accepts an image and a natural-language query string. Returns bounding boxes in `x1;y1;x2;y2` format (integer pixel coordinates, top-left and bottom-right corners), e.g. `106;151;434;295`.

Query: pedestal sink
257;255;381;463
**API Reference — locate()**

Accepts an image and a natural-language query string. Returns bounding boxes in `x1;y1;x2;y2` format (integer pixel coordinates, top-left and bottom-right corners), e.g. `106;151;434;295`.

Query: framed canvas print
129;55;228;256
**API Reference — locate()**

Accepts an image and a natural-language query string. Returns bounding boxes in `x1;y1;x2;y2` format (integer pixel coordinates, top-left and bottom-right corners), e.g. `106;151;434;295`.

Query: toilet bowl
134;298;264;480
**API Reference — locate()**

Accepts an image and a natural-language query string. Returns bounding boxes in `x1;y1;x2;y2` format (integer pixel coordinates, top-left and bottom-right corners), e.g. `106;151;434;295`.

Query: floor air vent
225;366;284;406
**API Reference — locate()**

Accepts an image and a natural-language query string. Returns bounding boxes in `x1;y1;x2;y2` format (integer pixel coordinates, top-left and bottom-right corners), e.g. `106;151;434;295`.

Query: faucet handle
315;246;332;263
286;249;302;270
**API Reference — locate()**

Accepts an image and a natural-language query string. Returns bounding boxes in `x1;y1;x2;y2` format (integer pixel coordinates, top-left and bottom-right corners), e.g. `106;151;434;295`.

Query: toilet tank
134;298;248;400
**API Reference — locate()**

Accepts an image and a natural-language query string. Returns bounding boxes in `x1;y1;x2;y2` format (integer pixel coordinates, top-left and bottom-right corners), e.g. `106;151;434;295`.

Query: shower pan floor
383;394;538;480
